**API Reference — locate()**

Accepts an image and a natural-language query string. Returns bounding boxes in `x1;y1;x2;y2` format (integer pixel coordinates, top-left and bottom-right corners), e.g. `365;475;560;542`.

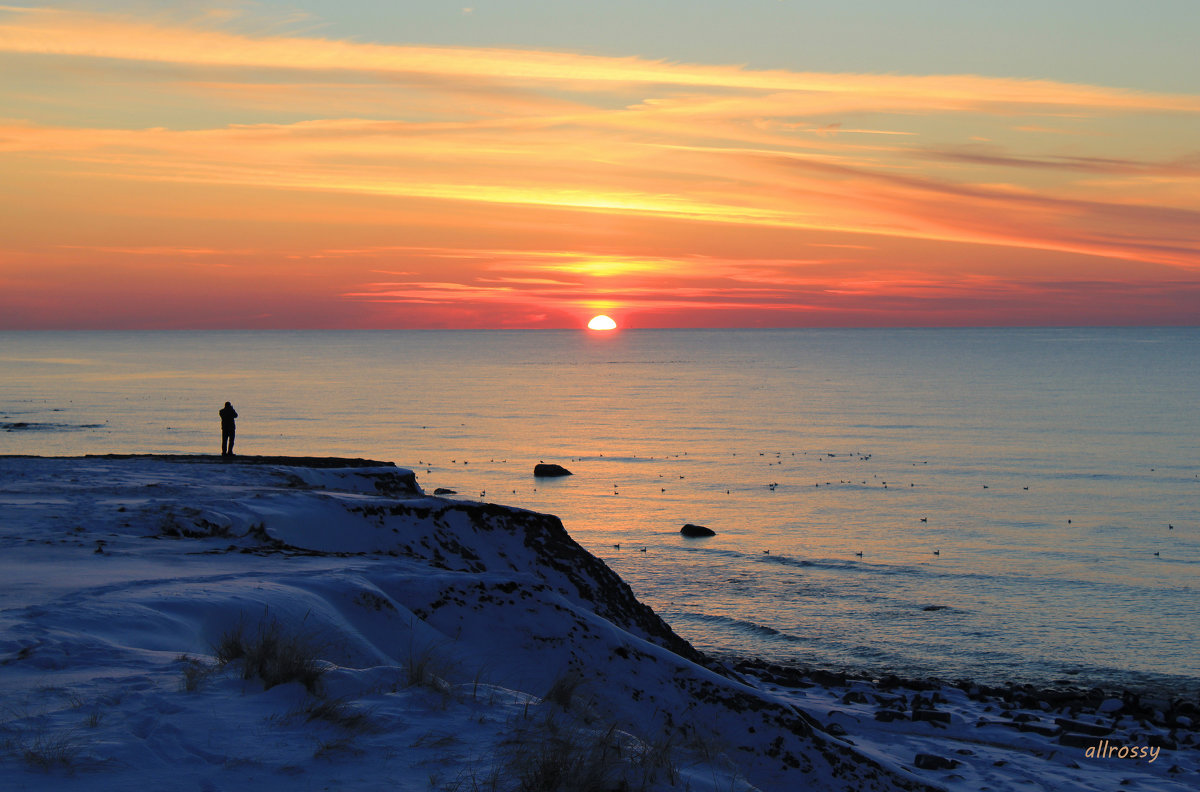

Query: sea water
2;328;1197;694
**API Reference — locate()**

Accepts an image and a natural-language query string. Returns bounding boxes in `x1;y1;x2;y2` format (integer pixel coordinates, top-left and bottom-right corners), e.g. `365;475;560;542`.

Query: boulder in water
533;463;573;477
680;523;715;538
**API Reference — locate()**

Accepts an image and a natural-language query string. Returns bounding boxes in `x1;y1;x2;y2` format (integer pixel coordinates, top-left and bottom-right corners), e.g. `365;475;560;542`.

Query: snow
0;455;1194;791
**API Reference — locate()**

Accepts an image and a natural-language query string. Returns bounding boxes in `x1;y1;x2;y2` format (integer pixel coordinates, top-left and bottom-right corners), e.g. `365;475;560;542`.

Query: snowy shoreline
1;455;1194;791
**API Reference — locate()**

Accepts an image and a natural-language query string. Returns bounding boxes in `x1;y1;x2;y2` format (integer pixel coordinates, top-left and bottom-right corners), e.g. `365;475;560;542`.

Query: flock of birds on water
414;450;1187;563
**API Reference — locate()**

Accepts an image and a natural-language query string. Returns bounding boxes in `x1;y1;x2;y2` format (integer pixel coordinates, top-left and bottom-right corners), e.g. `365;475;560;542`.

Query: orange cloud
1;5;1198;328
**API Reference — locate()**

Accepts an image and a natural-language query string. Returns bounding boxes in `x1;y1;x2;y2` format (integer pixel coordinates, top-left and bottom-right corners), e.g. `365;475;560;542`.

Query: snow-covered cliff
1;456;1191;791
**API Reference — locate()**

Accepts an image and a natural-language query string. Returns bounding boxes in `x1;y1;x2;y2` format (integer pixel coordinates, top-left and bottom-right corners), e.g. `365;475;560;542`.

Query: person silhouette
219;401;238;456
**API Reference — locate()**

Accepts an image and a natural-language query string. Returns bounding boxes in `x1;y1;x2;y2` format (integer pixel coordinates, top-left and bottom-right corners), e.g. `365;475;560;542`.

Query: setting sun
587;315;618;331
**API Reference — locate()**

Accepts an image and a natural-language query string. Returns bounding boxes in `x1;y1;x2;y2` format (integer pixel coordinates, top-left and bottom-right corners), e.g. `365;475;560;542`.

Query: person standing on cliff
219;401;238;457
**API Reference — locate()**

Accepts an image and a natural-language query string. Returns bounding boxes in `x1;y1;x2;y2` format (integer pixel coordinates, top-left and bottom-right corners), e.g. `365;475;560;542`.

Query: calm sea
2;329;1198;694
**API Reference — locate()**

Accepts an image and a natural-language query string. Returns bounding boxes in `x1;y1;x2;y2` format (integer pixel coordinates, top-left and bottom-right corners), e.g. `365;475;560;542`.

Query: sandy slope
0;456;1193;791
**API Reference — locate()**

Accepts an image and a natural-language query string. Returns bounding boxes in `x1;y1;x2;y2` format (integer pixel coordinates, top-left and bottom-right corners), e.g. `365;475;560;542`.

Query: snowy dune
0;456;1194;791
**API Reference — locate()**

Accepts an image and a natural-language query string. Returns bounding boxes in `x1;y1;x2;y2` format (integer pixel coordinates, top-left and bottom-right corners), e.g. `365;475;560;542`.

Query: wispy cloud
1;5;1198;327
3;7;1198;111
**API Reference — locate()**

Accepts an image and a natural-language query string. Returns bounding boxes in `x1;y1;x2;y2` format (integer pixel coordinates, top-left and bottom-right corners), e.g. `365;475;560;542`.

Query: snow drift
0;455;933;791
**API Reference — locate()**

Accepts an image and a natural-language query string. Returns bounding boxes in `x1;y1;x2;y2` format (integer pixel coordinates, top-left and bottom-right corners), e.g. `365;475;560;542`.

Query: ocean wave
676;544;905;576
756;553;815;569
1149;555;1199;566
2;421;106;433
753;553;902;577
674;545;745;560
677;544;1166;596
672;611;795;642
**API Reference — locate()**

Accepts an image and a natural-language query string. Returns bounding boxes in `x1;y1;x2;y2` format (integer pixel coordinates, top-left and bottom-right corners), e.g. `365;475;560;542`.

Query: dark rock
1058;733;1103;749
680;523;716;538
913;709;952;724
366;470;423;496
807;669;847;687
1147;734;1178;750
914;753;960;771
433;487;457;495
922;605;948;612
533;463;572;477
1055;718;1112;737
874;710;907;722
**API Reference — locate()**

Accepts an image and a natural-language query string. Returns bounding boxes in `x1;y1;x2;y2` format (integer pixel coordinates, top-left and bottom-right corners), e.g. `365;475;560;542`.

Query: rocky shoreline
730;656;1197;778
734;658;1199;728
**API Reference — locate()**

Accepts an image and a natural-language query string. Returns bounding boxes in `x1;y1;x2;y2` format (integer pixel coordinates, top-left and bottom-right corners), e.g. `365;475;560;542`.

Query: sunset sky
2;1;1198;329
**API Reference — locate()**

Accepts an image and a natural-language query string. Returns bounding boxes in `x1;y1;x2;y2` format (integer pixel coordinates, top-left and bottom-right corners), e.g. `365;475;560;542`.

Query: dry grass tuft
214;614;326;694
21;731;79;772
301;696;373;733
